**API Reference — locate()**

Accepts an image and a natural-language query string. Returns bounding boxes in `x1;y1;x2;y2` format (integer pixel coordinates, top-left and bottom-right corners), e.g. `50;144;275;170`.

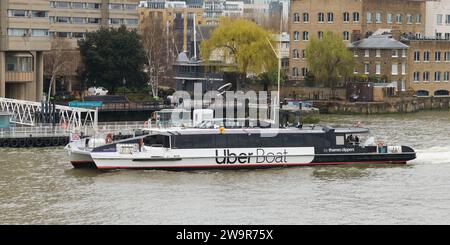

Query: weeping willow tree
305;31;355;97
200;18;277;90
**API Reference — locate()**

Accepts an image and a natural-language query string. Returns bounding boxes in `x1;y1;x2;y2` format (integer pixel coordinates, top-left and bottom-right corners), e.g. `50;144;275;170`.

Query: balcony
5;71;34;83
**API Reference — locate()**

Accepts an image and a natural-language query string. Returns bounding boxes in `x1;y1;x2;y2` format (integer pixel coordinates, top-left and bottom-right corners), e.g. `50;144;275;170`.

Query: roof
349;35;409;49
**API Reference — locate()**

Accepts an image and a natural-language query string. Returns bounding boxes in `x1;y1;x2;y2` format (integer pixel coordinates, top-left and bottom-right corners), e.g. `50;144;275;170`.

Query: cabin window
144;135;170;148
336;136;345;145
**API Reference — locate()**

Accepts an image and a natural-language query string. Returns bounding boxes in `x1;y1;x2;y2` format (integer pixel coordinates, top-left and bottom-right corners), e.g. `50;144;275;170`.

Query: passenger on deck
355;135;360;145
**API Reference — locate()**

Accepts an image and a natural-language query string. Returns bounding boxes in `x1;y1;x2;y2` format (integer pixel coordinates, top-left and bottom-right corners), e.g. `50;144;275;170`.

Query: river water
1;110;449;224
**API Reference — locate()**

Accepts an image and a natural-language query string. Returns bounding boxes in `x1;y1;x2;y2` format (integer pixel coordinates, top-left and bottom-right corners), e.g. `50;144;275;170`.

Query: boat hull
90;147;416;170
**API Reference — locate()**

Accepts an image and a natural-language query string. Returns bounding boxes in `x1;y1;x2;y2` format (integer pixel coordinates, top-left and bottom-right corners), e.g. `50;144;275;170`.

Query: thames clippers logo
215;149;288;164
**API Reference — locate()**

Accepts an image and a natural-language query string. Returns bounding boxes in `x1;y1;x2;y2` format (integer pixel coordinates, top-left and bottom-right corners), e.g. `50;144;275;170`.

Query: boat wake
411;147;450;164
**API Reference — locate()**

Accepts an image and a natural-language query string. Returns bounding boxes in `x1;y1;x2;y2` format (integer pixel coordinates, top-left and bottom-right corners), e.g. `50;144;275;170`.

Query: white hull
91;147;316;169
65;140;95;168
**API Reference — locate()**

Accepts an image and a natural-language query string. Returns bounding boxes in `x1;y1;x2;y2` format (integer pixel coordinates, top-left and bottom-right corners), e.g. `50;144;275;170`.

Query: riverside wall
314;96;450;114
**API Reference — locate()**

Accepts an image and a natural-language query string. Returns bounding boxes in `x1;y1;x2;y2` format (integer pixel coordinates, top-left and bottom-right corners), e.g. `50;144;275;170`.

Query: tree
141;15;174;99
44;38;73;101
200;18;277;90
305;31;355;95
78;26;146;94
256;68;286;91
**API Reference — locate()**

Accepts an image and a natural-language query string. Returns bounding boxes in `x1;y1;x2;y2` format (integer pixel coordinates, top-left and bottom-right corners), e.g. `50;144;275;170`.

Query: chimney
391;29;402;40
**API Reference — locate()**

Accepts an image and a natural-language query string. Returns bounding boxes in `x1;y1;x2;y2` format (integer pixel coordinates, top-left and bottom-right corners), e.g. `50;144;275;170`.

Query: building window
109;18;123;25
446;33;450;40
86;3;101;9
435;71;441;82
376;63;381;75
109;4;123;10
392;63;398;75
73;17;86;24
31;29;49;37
302;31;309;41
402;63;406;75
8;10;28;17
293;31;299;41
293;49;300;59
55;16;71;23
435;52;441;62
413;72;420;82
366;12;372;23
414;51;420;61
31;10;48;18
445;51;450;61
318;12;324;23
302;50;306;59
444;72;449;82
292;67;299;77
396;14;402;23
353;50;358;57
387;13;393;23
301;68;308;77
327;12;334;22
343;12;350;22
416;14;422;24
376;12;382;23
72;2;85;9
437;14;443;25
343;31;349;41
293;13;300;23
364;63;369;74
376;49;381;57
365;49;370;57
424;51;430;61
402;49;406;57
423;71;430;81
353;12;360;22
303;12;309;22
446;15;450;24
7;28;28;36
392;50;399;57
407;14;413;24
318;31;323;39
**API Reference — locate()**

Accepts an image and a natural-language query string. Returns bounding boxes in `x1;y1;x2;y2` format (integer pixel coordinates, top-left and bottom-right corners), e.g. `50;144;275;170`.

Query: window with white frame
302;31;309;41
366;12;372;23
396;14;402;23
293;31;299;41
392;50;398;57
318;31;323;39
303;12;309;22
365;49;369;57
318;12;324;22
343;12;350;22
376;63;381;75
387;13;393;23
414;51;420;61
327;12;334;22
376;12;382;23
444;71;450;82
292;67;299;77
407;14;413;24
435;51;441;62
445;51;450;61
413;71;420;82
402;63;406;75
353;12;360;22
392;63;398;75
423;71;430;81
424;51;430;61
293;49;300;59
416;14;421;24
437;14;443;25
402;49;406;57
364;63;369;74
376;49;381;57
435;71;441;82
343;31;349;41
293;13;300;22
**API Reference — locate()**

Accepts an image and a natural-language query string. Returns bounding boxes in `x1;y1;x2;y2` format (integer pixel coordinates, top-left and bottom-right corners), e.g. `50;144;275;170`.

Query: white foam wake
411;147;450;164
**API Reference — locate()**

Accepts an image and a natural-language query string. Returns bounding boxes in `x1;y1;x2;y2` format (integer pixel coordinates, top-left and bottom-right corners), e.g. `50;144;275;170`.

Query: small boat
89;126;416;170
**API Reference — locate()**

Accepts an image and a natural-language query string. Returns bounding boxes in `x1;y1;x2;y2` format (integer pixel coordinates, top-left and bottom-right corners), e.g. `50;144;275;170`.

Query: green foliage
200;18;277;89
256;68;286;91
78;26;146;94
305;31;355;88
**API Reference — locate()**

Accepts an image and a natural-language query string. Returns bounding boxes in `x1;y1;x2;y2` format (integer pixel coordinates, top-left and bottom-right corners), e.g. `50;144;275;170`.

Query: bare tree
44;38;74;101
141;15;175;99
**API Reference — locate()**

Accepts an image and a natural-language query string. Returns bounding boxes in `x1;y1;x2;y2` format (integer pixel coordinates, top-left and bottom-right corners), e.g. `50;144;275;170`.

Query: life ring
60;137;69;146
35;138;43;147
44;138;52;147
26;138;34;147
10;138;19;148
51;137;60;146
3;139;10;147
105;133;113;144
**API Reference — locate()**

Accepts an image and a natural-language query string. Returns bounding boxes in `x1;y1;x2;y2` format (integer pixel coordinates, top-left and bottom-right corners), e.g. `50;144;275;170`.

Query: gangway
0;97;97;130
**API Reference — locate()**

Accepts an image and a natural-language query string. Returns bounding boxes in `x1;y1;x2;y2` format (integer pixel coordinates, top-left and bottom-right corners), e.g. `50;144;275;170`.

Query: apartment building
49;0;140;48
0;0;51;101
349;35;409;92
289;0;427;82
138;1;203;55
404;39;450;96
425;0;450;39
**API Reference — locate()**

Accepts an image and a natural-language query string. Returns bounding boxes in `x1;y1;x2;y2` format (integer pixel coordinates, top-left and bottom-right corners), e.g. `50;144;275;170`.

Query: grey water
1;110;449;224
